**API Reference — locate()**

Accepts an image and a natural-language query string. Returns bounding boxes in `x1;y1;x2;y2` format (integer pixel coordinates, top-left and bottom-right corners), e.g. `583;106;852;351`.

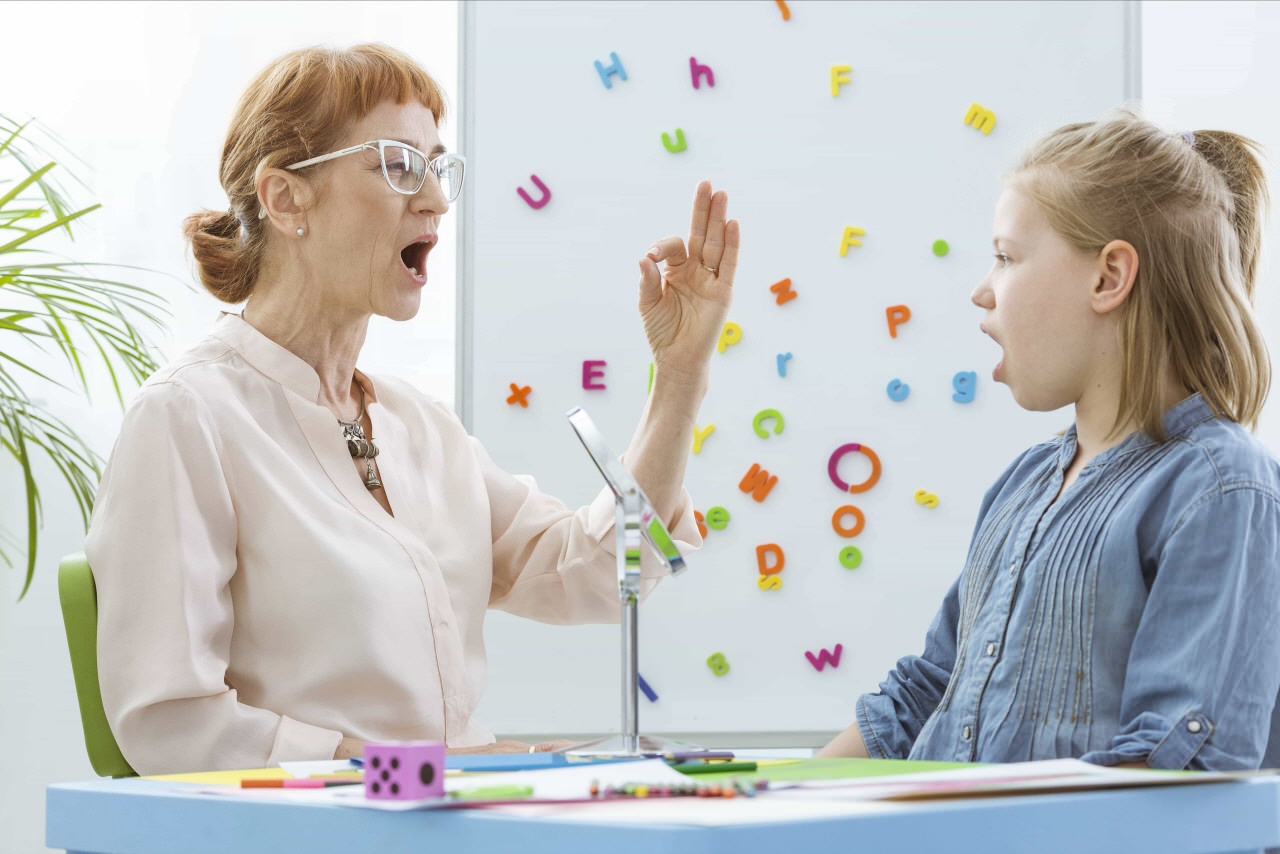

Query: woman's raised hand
638;180;739;386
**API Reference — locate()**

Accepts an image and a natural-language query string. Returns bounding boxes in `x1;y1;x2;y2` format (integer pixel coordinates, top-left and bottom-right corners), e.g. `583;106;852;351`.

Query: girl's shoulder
1169;415;1280;492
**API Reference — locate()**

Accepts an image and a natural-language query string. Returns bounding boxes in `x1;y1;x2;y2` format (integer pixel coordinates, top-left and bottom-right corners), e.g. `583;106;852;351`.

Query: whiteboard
459;0;1138;741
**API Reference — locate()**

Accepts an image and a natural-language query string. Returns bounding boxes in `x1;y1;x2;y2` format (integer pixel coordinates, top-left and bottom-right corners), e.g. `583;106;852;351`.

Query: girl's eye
994;253;1011;268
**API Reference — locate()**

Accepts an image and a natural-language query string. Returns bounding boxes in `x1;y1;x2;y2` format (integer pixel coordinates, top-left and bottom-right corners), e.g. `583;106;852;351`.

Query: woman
85;43;739;775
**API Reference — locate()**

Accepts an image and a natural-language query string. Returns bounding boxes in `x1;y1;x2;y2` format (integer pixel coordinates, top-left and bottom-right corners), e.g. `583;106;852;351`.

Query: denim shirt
857;394;1280;770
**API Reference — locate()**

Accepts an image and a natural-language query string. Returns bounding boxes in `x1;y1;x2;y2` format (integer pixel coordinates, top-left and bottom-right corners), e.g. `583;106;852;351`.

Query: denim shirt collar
1057;393;1215;471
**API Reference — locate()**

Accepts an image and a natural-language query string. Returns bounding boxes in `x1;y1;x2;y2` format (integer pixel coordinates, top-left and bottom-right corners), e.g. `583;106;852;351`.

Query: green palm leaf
0;113;170;597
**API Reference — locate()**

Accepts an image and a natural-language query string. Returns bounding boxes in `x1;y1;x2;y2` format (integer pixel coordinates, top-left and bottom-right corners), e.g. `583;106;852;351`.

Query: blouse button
1187;720;1203;734
962;725;972;740
986;642;997;656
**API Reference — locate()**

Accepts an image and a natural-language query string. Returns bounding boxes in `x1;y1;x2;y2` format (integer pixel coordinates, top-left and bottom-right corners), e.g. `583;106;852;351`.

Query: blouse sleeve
1080;485;1280;770
85;380;342;774
856;577;960;758
471;436;704;624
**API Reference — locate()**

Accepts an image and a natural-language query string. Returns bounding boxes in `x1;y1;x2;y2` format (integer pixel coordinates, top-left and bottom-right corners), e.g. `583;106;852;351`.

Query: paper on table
148;767;292;785
770;758;1243;802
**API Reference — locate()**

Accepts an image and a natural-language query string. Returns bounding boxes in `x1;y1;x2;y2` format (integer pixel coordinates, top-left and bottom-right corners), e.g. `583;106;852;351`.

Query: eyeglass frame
284;139;466;201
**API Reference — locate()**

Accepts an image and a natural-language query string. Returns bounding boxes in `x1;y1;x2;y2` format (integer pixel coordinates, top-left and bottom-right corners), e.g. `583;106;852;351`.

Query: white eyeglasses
286;139;466;201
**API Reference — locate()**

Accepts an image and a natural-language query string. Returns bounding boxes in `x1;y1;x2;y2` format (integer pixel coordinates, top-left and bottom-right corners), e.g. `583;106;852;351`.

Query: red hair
183;43;447;303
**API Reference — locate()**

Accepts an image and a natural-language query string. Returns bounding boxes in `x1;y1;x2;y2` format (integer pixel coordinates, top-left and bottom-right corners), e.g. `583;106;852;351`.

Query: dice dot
371;782;381;794
391;757;400;770
381;770;390;782
391;783;400;796
420;763;435;786
371;757;381;769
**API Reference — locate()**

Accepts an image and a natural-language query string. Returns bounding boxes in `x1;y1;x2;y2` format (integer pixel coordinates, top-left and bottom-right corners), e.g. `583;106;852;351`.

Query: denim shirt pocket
1147;711;1214;769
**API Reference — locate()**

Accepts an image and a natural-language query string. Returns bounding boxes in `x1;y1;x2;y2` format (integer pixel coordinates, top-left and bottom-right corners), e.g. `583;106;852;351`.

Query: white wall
1;1;1279;852
0;4;458;852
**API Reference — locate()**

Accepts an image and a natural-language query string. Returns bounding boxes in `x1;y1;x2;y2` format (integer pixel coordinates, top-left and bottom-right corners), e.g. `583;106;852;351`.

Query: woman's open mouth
400;236;435;282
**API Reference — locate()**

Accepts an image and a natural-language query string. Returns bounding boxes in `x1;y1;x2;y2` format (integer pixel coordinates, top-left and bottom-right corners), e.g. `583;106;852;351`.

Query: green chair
58;552;136;778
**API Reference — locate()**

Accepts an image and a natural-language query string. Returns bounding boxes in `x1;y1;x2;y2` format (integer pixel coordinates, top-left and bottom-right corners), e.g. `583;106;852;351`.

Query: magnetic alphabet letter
595;52;628;89
886;305;912;338
831;65;852;97
582;360;607;390
952;370;977;403
689;57;715;89
517;175;551;209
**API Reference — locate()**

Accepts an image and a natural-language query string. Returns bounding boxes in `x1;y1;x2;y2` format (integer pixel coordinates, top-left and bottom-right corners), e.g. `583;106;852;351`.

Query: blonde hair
1009;108;1271;440
182;43;447;303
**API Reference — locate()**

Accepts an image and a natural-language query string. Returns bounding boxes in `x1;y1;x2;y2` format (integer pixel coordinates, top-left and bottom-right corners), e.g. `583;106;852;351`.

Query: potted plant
0;114;168;598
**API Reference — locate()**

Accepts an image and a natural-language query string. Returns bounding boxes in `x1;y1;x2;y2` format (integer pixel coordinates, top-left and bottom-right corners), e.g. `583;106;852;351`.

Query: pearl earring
296;227;305;237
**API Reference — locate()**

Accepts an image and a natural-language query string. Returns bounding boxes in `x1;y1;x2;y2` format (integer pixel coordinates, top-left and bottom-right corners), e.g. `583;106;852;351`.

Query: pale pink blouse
85;314;698;774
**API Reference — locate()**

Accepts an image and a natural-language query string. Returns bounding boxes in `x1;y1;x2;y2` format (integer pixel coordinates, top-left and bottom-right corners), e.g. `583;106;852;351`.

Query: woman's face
970;187;1104;413
301;100;450;322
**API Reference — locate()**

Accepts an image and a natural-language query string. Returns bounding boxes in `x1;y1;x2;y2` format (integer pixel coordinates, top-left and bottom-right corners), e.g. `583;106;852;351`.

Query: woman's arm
622;179;739;527
87;381;343;774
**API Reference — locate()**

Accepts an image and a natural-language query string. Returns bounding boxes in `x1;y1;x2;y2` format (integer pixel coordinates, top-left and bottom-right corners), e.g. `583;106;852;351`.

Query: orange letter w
739;463;778;502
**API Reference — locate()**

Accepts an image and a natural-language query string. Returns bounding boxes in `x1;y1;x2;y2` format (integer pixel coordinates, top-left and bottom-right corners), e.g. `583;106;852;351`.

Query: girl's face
970;187;1107;413
301;100;450;322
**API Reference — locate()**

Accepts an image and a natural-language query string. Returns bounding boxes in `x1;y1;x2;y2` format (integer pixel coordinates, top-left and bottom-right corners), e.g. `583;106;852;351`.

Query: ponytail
1188;130;1270;298
182;208;261;304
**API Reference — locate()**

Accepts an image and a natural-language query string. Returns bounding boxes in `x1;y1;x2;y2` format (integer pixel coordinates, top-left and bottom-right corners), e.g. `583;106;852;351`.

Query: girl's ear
1092;239;1138;315
257;168;313;238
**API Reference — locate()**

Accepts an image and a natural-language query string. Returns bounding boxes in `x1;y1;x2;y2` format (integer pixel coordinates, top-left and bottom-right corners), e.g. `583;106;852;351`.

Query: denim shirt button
986;642;997;656
1187;720;1203;734
962;725;972;740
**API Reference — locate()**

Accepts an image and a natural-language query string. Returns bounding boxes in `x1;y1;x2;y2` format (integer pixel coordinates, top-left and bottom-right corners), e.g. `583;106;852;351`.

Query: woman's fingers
715;219;741;285
639;236;687;309
647;235;688;269
700;190;729;271
685;179;713;264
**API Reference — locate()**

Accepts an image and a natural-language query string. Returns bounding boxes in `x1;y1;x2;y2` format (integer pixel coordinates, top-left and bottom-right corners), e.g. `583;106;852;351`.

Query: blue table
47;774;1280;853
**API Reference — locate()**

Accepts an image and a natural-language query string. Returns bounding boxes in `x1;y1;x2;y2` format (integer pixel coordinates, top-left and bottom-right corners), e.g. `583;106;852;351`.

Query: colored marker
450;784;535;801
241;778;364;788
670;760;759;775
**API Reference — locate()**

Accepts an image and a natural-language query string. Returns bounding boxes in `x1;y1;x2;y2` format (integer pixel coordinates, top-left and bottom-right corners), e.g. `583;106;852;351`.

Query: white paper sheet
769;758;1241;802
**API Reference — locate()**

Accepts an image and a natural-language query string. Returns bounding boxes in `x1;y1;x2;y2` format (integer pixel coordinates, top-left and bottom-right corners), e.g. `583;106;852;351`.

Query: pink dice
363;740;446;800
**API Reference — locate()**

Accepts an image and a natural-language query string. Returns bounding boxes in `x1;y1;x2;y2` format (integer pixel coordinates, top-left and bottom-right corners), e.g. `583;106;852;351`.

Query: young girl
820;110;1280;771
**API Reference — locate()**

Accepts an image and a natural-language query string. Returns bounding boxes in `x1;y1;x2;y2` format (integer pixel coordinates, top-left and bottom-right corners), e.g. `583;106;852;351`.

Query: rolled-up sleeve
1081;485;1280;770
86;381;342;774
476;436;703;624
858;578;961;759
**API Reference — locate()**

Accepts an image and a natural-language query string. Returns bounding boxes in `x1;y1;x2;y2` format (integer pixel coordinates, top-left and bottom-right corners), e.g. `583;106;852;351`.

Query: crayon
670;761;758;775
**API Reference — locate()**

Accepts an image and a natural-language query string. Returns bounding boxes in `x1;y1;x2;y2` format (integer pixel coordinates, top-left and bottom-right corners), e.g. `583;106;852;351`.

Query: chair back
57;552;136;778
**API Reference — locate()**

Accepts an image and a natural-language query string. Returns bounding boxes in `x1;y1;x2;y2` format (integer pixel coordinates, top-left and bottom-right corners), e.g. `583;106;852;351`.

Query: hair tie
1182;131;1196;147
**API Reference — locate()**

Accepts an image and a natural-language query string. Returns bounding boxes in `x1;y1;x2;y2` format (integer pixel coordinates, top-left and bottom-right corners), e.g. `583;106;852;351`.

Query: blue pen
348;757;364;768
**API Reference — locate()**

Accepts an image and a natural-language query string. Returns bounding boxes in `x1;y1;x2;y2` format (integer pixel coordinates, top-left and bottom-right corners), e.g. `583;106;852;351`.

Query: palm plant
1;114;168;598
